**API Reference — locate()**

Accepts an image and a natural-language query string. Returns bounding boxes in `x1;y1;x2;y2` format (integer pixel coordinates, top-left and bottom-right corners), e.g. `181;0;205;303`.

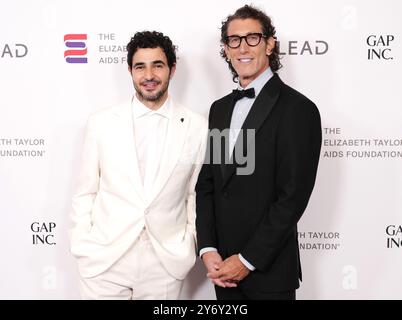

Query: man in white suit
70;31;207;299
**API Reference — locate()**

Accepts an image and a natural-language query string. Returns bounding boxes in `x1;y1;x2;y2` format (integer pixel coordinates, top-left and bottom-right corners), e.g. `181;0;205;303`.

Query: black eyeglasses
225;33;267;49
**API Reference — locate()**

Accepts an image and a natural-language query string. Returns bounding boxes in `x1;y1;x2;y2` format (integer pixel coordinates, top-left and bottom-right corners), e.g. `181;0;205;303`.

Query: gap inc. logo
64;34;88;63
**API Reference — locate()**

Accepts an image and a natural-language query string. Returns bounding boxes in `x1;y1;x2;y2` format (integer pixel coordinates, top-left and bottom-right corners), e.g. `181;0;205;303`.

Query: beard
134;79;169;103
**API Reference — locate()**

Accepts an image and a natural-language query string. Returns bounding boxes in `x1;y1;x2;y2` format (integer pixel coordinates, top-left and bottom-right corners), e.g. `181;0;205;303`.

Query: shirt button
144;209;149;215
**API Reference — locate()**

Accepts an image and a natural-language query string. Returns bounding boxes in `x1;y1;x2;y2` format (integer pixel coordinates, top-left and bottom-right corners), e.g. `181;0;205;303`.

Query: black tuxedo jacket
195;73;322;292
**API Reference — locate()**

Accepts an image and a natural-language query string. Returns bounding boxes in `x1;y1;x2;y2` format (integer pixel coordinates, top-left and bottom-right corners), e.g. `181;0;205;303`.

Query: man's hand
207;254;250;283
201;251;237;288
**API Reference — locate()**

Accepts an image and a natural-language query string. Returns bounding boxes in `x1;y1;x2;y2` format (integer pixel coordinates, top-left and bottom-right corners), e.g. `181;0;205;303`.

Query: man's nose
144;67;154;80
239;38;249;53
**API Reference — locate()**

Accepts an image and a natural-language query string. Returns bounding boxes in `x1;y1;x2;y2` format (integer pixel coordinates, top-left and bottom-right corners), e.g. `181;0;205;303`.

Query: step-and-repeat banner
1;0;401;299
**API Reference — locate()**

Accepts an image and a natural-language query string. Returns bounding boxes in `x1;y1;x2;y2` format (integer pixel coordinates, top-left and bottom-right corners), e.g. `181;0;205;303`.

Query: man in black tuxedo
195;5;322;300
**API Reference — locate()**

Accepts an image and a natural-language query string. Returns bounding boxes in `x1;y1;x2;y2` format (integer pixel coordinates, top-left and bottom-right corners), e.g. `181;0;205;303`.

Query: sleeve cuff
239;254;256;271
199;247;217;257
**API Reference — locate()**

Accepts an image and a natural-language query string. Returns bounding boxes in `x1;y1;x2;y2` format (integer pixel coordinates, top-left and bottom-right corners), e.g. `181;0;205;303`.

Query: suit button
223;192;228;198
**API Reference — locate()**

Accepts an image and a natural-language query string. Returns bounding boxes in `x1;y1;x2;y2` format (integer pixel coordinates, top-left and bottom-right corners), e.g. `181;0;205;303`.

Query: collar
132;94;171;119
238;67;274;98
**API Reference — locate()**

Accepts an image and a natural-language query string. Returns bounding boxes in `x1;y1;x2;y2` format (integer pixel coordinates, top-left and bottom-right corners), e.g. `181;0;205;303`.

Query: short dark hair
126;31;177;70
220;4;282;82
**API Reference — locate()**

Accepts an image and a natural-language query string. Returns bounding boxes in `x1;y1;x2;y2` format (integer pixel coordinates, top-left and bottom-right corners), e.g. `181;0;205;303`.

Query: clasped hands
201;251;250;288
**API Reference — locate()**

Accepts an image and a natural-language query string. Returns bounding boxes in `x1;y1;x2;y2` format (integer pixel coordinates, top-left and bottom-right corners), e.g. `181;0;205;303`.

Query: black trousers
215;285;296;300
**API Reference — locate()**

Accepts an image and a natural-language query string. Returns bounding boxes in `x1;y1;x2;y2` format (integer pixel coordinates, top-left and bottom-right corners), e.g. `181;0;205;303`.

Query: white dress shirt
132;94;171;201
200;67;274;271
229;67;274;155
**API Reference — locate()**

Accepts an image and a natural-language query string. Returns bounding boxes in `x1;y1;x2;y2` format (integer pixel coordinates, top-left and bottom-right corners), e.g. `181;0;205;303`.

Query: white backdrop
1;0;401;299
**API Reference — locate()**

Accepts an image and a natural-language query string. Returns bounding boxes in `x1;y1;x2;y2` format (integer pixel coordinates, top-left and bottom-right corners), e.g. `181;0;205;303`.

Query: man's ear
169;63;176;79
266;36;276;56
224;44;231;62
128;65;132;74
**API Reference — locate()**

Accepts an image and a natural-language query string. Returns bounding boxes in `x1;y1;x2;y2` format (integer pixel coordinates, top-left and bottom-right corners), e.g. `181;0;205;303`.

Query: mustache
140;79;161;85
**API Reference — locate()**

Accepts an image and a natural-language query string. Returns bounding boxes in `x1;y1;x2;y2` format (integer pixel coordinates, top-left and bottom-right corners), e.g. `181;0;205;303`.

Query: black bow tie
232;88;255;102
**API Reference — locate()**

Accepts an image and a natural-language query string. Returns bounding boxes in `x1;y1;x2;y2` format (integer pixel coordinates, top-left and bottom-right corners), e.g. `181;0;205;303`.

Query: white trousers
79;229;183;300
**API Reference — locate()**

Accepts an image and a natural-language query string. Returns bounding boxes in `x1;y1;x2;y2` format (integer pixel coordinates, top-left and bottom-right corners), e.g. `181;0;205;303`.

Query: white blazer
70;98;208;280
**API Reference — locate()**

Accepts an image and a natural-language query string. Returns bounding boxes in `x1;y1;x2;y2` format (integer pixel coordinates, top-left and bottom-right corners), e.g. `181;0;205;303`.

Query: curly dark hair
126;31;177;70
220;5;282;82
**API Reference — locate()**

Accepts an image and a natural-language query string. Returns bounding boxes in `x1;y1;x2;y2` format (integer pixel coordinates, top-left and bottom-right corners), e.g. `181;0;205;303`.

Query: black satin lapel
218;96;237;178
222;74;282;188
242;74;281;134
